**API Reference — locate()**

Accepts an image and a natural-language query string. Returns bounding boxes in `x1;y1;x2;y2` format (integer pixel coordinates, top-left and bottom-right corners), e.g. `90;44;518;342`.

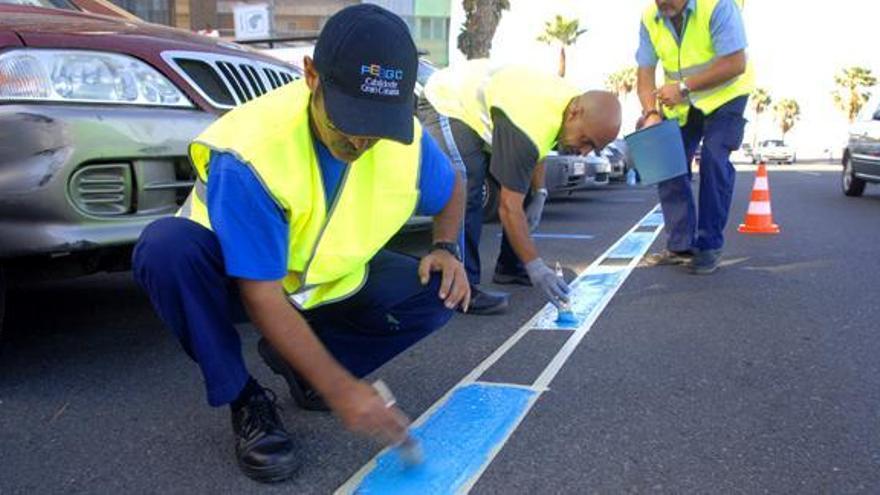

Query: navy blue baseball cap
313;4;418;144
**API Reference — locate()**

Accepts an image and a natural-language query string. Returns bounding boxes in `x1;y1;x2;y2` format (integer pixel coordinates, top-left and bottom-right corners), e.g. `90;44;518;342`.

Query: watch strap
431;241;461;260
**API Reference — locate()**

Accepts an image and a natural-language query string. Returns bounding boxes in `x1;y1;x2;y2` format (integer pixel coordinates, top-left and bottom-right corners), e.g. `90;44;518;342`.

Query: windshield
762;140;785;147
0;0;76;8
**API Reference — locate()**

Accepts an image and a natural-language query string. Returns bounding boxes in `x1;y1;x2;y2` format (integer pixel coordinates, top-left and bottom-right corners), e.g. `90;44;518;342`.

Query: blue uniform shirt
206;129;455;281
636;0;747;68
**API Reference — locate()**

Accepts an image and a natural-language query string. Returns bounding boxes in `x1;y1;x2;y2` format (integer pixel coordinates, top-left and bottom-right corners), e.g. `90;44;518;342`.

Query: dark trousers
420;111;529;286
132;217;453;407
659;95;748;252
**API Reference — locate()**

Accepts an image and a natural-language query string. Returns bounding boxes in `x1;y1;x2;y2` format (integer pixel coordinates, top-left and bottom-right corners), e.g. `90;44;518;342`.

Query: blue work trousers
132;217;453;407
659;95;748;252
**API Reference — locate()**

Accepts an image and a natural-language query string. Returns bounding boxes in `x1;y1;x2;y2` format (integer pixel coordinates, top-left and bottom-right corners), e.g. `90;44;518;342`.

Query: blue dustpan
624;119;688;186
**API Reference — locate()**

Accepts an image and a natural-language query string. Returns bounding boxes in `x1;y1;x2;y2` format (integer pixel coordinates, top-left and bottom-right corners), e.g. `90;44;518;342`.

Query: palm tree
605;67;637;100
773;98;800;141
458;0;510;59
832;66;877;123
749;87;772;147
536;15;587;77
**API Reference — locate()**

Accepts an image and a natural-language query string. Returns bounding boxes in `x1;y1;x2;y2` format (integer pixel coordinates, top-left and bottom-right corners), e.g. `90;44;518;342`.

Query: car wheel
842;156;866;197
481;176;500;223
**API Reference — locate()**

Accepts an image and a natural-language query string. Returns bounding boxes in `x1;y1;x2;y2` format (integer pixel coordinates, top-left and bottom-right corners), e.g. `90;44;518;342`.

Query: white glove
525;257;570;308
525;188;548;233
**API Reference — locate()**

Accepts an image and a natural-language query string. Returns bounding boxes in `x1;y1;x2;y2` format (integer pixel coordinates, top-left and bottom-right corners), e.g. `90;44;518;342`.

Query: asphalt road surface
2;163;878;494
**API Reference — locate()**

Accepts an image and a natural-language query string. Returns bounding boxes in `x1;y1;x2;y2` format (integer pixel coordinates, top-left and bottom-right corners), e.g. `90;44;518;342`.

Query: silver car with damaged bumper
0;1;300;337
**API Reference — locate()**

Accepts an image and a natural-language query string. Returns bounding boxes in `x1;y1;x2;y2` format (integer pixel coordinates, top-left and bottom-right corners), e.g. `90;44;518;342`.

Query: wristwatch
678;80;691;98
431;241;461;261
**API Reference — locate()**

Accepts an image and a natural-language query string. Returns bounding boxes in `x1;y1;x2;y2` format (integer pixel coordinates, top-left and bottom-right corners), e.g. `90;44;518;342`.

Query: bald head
558;90;622;156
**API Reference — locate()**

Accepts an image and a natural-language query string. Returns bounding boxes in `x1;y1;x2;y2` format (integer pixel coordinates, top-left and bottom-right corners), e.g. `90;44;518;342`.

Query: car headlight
0;49;193;107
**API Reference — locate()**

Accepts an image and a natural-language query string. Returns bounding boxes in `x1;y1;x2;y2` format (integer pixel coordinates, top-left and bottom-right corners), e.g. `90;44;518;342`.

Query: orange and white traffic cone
738;162;780;235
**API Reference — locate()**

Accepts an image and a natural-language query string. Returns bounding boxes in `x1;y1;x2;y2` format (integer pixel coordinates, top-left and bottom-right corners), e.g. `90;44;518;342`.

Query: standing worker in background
133;5;468;483
420;60;621;314
637;0;754;274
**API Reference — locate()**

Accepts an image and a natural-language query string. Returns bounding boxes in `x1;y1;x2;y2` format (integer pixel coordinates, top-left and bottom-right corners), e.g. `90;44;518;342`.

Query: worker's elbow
497;198;517;220
727;52;747;77
497;194;523;223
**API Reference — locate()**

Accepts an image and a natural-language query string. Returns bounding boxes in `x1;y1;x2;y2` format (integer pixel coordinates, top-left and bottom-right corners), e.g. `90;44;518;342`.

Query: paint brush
373;380;424;467
554;262;577;325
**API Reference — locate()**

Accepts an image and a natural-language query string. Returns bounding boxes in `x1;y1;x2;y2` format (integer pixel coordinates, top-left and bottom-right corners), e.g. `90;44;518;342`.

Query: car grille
161;51;299;109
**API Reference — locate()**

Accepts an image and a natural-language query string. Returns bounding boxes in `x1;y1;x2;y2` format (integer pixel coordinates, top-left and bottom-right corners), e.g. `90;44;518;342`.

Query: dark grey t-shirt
489;108;539;194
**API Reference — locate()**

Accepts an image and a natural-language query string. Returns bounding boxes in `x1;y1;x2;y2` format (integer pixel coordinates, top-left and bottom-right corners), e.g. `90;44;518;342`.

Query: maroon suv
0;0;300;336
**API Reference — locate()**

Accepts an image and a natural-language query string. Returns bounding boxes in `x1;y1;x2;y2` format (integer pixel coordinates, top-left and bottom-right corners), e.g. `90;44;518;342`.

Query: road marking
800;171;822;177
337;205;664;495
496;232;596;240
350;384;536;495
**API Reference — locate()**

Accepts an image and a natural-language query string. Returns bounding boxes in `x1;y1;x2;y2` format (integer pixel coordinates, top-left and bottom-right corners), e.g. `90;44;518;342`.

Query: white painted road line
336;205;664;495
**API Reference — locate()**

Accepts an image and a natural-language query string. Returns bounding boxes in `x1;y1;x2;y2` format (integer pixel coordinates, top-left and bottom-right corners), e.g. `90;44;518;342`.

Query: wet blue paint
607;232;656;259
531;270;626;330
555;309;579;326
496;233;595;240
640;211;664;228
353;384;536;494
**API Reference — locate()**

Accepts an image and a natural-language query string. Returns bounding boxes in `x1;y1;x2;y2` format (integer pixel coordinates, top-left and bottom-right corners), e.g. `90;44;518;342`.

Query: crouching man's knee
132;217;222;290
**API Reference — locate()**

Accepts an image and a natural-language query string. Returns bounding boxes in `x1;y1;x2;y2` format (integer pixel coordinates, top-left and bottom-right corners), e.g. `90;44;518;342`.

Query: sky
447;0;880;158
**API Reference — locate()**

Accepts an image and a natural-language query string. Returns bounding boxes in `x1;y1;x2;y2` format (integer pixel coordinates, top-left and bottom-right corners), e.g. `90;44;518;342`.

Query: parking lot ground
2;164;879;493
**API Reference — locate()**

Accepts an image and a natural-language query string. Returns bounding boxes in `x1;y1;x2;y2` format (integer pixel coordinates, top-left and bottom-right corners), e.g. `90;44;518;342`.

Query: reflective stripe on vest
179;79;422;309
425;60;580;159
642;0;754;125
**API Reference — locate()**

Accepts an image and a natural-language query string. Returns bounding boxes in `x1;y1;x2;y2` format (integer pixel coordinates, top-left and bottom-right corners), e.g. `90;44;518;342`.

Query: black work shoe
258;338;330;412
641;249;695;267
689;249;722;275
231;388;299;483
463;286;510;315
492;268;532;286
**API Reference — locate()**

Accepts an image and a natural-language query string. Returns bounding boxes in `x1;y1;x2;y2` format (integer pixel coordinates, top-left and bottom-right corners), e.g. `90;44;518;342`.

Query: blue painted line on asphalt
607;231;656;259
640;211;664;227
529;269;626;330
339;205;665;495
352;383;536;495
496;233;596;240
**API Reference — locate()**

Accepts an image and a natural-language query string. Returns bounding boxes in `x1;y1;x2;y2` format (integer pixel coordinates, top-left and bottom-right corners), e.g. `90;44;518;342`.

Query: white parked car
754;139;796;164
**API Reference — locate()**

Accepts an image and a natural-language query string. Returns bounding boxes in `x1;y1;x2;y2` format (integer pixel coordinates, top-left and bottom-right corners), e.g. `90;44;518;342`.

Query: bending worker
637;0;753;274
132;5;468;483
420;60;621;314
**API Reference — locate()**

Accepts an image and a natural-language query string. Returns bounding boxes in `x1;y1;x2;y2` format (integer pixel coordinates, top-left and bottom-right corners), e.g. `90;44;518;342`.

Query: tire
481;176;500;223
842;155;866;197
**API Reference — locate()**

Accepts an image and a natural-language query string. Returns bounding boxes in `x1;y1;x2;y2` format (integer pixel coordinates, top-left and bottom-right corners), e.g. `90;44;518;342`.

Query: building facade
109;0;450;65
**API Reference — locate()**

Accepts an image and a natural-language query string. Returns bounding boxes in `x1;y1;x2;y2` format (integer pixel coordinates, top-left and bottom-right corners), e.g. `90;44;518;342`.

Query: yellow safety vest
179;79;422;309
424;60;580;160
642;0;754;125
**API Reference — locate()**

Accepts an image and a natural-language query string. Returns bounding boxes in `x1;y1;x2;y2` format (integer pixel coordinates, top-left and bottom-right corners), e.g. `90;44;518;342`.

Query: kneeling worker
420;60;622;314
133;5;468;483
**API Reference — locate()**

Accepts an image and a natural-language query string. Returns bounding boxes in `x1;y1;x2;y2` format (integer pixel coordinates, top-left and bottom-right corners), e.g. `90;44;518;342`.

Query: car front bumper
760;152;794;161
0;104;215;259
545;155;611;193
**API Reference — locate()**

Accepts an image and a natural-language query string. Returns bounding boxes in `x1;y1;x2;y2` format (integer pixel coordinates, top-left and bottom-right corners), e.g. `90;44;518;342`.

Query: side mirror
873;110;880;121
